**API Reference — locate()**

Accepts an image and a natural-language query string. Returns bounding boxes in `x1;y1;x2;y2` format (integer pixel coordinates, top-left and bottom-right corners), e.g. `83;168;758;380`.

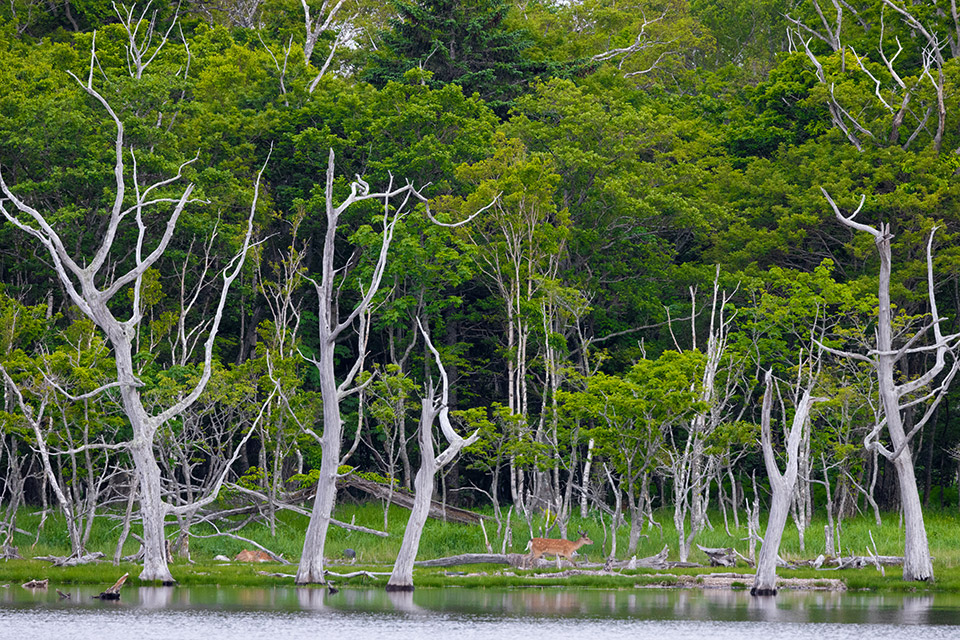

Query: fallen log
93;573;128;600
415;553;529;568
325;570;391;579
1;545;19;560
603;545;671;570
35;552;105;567
255;570;297;578
221;484;389;537
340;476;492;526
418;545;673;571
830;555;904;569
697;544;736;567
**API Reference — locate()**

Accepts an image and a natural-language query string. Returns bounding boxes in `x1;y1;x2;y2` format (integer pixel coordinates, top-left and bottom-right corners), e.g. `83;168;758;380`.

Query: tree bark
386;322;480;591
753;371;824;596
295;151;430;584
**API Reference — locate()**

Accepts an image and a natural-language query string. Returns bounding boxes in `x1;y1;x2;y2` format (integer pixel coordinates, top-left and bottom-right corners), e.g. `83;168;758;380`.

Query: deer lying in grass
526;530;594;569
234;549;273;563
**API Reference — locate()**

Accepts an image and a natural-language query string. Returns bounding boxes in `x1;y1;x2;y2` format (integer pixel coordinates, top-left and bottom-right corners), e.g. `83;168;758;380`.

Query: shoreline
0;558;911;594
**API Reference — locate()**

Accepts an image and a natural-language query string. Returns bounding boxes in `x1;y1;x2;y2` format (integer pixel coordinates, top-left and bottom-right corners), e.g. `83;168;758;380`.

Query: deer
234;549;273;563
526;530;594;569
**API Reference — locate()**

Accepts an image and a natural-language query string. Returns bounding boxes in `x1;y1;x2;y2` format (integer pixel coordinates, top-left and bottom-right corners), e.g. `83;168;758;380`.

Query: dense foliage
2;0;960;569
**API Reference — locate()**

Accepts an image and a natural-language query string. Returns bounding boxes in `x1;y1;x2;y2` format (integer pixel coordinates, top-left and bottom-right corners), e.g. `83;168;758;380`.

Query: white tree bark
294;150;430;585
823;189;960;582
386;321;479;591
752;370;825;596
0;62;265;582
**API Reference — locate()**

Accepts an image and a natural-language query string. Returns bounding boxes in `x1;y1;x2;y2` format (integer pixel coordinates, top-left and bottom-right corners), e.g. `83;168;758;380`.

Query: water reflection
138;587;174;608
295;587;328;611
2;583;960;632
386;590;421;612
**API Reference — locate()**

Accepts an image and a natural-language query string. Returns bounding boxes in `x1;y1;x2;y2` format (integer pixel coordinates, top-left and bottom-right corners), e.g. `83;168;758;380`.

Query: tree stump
93;573;129;601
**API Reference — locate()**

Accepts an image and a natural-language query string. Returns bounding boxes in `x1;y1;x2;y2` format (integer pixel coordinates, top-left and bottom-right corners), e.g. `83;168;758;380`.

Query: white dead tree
752;367;826;596
385;321;480;591
0;370;123;557
113;1;179;80
294;150;429;585
301;0;355;92
0;55;267;581
785;0;844;53
293;154;486;585
789;1;953;152
589;10;677;77
822;188;960;582
667;267;745;562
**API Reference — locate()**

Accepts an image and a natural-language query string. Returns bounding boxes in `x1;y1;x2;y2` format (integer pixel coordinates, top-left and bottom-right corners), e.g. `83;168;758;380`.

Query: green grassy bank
3;502;960;591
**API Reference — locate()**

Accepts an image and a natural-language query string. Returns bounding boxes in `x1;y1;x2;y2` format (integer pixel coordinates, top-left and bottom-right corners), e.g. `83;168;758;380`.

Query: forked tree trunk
823;189;957;582
295;150;433;585
0;66;265;582
753;371;824;596
386;399;438;591
386;324;479;591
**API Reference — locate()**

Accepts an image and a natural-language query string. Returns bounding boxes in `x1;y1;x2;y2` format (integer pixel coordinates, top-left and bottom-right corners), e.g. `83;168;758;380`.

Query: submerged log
21;579;48;589
340;476;491;526
93;573;128;600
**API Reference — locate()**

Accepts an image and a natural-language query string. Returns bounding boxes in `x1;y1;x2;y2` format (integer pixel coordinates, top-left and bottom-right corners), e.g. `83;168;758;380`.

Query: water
2;585;959;639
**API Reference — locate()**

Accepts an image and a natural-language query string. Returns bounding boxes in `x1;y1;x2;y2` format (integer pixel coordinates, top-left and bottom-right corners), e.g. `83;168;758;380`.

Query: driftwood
1;545;20;560
815;555;905;569
35;552;105;567
93;573;128;600
255;570;297;578
22;579;48;589
697;544;736;567
340;476;491;526
415;553;529;568
325;570;390;579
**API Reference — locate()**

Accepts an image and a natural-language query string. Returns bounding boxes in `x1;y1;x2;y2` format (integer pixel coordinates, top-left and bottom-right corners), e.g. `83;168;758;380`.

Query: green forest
2;0;960;590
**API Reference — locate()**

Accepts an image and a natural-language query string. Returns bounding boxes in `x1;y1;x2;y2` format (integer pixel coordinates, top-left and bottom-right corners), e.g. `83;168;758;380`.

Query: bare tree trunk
580;437;594;517
295;150;431;585
386;399;438;591
386;324;479;591
297;349;341;584
823;190;956;582
753;371;824;596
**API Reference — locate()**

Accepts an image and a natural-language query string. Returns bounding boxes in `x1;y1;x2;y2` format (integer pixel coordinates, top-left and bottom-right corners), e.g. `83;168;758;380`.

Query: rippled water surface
2;584;960;639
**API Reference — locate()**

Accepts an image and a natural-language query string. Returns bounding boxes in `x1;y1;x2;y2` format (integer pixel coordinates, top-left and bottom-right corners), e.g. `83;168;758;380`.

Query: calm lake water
2;584;960;640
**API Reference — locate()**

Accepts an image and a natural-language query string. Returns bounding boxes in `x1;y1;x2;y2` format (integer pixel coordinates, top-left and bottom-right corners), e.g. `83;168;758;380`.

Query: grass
4;501;960;591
